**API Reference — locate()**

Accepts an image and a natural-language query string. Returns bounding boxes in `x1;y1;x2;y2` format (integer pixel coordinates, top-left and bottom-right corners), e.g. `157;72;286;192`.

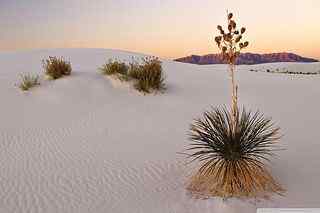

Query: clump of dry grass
43;56;72;80
99;59;128;76
128;57;165;93
99;57;165;94
186;106;284;198
18;73;40;91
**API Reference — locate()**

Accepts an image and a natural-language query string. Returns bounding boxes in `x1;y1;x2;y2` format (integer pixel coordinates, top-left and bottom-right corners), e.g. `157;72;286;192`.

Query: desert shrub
129;57;165;93
43;56;72;79
99;59;128;76
127;60;141;79
99;57;165;93
186;106;284;198
18;73;40;91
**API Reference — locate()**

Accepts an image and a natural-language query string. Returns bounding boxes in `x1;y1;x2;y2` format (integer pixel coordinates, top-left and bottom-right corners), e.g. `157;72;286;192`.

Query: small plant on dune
187;107;284;198
43;56;72;80
99;59;128;77
129;57;166;93
17;73;40;91
100;57;165;94
186;12;284;198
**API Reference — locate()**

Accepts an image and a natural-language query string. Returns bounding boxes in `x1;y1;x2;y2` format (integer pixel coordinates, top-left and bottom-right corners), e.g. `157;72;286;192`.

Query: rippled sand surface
0;49;319;213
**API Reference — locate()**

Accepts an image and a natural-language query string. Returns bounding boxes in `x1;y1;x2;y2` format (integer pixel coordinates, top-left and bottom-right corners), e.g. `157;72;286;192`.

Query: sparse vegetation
186;107;284;198
99;57;165;94
99;59;128;76
129;57;165;93
249;68;320;75
18;73;40;91
43;56;72;79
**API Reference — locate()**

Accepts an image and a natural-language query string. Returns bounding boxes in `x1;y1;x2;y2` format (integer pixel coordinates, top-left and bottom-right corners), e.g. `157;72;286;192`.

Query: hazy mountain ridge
175;52;319;65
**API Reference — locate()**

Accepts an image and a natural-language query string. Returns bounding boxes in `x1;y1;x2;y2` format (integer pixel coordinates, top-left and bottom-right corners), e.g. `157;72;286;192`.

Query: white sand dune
239;62;320;74
0;48;319;213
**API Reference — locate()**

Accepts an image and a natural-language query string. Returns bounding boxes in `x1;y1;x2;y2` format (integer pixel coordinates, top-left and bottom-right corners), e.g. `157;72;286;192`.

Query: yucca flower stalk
214;12;249;133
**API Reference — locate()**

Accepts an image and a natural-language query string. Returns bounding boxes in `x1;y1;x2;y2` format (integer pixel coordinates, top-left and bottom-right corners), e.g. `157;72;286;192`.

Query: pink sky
0;0;319;59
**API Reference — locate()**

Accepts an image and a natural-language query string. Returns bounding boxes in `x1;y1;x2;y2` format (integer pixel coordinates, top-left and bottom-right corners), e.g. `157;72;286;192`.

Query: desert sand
0;48;319;213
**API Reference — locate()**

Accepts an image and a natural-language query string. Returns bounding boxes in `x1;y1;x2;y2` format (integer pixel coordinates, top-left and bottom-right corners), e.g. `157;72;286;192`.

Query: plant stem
230;63;238;134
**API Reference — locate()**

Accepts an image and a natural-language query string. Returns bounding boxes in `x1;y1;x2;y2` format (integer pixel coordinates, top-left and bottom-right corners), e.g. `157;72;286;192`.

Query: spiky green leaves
186;107;284;198
188;107;280;166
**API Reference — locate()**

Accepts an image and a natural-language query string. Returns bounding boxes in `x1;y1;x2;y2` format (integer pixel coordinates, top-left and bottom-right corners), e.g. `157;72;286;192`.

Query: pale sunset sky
1;0;319;59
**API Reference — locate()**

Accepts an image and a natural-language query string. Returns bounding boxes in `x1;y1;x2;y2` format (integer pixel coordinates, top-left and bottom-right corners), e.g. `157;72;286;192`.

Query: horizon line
0;47;319;61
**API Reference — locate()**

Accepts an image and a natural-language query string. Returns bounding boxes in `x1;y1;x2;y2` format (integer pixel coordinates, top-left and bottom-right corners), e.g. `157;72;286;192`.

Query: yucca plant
187;107;284;198
43;56;72;80
18;73;40;91
186;12;284;198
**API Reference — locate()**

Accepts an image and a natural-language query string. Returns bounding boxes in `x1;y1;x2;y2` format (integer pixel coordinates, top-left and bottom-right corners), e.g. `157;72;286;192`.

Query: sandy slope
239;62;320;74
0;48;319;213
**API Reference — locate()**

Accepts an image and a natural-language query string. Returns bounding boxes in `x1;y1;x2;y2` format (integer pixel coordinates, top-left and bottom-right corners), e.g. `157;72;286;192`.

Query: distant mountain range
174;53;318;65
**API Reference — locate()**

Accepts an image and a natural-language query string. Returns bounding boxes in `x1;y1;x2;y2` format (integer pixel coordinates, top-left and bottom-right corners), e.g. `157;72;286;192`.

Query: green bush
99;59;128;76
18;73;40;91
129;57;165;93
43;56;72;79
